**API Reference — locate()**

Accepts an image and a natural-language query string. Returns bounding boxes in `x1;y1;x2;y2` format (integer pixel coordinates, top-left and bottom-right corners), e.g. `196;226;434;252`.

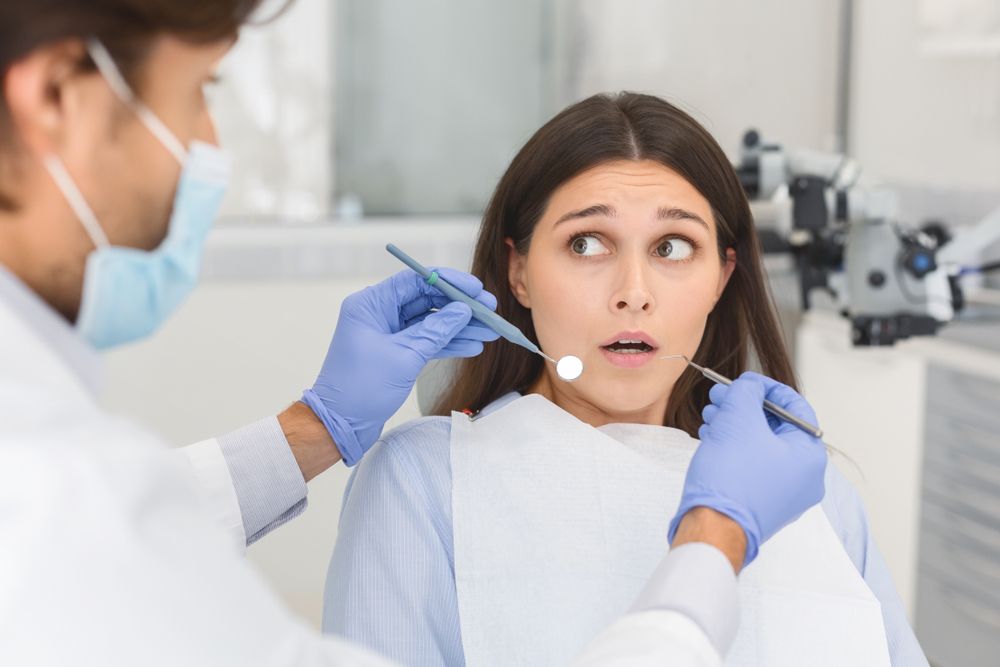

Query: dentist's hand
301;269;499;466
668;372;827;568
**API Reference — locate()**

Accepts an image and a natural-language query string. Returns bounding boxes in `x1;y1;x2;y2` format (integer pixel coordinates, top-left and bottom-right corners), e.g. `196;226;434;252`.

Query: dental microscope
735;129;1000;346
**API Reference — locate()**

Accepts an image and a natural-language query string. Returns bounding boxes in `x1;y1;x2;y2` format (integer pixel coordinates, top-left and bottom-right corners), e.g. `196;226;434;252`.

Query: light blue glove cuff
301;389;365;467
667;496;762;569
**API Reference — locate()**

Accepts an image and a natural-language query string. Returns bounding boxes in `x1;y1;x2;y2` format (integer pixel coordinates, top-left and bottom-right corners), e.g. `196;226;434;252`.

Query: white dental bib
450;394;890;667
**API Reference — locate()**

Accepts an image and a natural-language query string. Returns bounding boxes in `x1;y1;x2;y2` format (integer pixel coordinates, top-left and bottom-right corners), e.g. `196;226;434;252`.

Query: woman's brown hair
0;0;290;210
432;92;796;437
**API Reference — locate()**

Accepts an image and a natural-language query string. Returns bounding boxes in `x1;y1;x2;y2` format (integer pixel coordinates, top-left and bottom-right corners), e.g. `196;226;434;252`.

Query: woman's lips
599;345;657;368
598;331;660;348
598;330;660;368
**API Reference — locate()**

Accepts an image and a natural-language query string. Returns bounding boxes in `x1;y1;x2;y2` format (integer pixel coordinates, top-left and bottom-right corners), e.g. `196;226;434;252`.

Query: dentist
0;2;826;665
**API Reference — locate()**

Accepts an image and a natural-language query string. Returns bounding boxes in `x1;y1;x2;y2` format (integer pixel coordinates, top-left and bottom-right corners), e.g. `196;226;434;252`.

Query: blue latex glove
668;372;827;567
301;268;499;466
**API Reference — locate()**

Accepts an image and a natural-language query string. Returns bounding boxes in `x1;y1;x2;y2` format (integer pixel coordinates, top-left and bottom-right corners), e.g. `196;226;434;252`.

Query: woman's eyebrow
553;203;709;229
658;206;709;229
554;203;617;225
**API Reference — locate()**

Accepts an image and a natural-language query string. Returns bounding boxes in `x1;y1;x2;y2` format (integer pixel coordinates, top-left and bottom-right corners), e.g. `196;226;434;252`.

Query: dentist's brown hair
433;92;796;437
0;0;291;211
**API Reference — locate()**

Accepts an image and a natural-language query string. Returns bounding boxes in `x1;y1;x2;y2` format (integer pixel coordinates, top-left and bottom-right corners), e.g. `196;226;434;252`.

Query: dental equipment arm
737;130;1000;346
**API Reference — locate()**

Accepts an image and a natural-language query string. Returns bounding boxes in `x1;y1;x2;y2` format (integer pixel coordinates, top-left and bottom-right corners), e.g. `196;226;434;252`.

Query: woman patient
322;93;927;666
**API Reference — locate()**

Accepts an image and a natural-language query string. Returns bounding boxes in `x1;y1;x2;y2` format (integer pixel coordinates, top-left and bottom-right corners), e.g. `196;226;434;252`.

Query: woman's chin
570;377;672;422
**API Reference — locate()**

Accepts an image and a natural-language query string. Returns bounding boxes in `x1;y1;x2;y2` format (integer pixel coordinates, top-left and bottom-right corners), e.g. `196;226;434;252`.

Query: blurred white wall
207;0;1000;220
332;0;557;215
211;0;333;222
212;0;846;222
852;0;1000;190
562;0;843;154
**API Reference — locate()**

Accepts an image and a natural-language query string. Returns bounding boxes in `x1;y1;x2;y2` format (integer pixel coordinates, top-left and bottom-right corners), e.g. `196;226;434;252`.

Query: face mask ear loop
133;106;188;165
42;155;110;249
85;38;188;165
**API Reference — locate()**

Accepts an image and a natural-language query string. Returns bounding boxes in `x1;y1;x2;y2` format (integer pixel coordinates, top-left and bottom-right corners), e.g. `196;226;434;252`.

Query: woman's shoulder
380;410;458;449
819;461;873;569
369;415;453;478
339;417;452;530
342;416;456;549
360;392;523;491
376;392;521;452
380;414;452;446
821;461;867;528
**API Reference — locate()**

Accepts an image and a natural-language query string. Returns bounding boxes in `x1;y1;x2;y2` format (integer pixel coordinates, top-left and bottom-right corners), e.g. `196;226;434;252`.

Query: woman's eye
655;238;694;261
570;235;610;256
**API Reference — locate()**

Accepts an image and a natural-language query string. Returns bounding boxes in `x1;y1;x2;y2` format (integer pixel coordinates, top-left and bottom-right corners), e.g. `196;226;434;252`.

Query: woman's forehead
544;160;715;228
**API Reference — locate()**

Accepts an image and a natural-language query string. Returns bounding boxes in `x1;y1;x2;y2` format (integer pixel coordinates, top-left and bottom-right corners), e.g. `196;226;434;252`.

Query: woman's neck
526;370;669;428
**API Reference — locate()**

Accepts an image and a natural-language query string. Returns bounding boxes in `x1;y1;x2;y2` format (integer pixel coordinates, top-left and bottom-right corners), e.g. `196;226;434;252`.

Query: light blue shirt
323;393;929;667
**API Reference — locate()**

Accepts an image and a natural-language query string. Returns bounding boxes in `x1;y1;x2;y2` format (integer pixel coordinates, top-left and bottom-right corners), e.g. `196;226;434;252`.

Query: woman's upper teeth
605;339;653;353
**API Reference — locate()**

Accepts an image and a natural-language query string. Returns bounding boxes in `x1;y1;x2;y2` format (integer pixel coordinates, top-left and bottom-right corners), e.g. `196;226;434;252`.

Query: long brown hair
432;92;795;437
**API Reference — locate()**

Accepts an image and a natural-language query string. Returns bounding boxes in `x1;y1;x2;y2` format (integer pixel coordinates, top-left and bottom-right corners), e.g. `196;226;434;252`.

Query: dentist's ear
4;39;93;158
715;248;737;303
505;238;531;308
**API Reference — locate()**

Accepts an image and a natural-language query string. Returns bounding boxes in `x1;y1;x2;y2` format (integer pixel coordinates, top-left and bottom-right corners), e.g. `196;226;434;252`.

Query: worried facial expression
507;160;736;426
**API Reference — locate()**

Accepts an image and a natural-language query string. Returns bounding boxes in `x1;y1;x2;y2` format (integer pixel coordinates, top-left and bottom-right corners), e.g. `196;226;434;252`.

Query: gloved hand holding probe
302;268;499;466
669;372;828;567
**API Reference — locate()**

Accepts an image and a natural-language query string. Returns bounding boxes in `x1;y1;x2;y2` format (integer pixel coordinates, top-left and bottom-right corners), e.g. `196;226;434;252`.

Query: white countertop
802;309;1000;381
202;218;482;281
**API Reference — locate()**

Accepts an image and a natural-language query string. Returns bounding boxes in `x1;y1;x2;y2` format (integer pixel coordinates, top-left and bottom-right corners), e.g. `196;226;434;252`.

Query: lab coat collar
0;263;104;396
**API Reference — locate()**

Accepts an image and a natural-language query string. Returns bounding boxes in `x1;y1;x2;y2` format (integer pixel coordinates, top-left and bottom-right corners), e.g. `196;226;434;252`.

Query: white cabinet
916;366;1000;666
796;311;927;617
797;310;1000;667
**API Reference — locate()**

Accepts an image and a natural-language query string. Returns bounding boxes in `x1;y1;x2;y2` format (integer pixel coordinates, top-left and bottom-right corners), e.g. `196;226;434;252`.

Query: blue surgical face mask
43;39;231;350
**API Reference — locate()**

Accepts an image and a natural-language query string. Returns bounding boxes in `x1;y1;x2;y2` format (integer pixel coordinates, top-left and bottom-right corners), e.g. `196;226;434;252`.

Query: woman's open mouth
598;332;659;368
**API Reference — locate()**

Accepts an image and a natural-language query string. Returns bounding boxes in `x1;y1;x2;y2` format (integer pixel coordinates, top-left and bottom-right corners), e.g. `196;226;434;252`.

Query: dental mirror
555;355;584;382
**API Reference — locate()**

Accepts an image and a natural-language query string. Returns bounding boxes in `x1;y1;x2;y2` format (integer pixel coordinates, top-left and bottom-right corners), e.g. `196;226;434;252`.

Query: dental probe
660;354;824;439
386;244;584;381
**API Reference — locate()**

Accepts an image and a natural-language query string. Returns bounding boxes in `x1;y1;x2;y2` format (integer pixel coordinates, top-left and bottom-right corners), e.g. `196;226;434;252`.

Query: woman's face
508;159;736;426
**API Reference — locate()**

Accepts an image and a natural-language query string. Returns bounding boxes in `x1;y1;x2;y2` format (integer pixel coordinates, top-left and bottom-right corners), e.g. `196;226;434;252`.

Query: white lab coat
0;294;722;667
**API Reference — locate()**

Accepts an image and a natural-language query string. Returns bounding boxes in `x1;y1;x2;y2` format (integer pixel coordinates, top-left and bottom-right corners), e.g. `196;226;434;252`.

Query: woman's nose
610;257;655;313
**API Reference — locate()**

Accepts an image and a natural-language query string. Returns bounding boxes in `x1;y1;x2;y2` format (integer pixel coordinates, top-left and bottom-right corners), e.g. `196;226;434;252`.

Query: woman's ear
715;248;737;302
505;238;531;308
